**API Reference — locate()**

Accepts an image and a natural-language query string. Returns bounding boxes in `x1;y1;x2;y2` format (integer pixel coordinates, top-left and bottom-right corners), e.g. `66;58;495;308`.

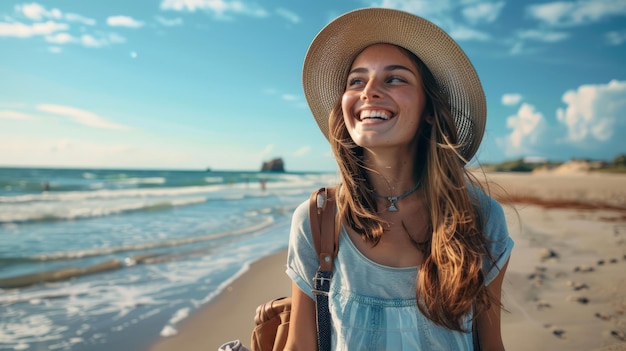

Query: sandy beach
149;171;626;351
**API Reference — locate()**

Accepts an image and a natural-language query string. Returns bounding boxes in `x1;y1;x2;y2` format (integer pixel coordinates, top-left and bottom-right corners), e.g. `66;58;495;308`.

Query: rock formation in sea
261;158;285;172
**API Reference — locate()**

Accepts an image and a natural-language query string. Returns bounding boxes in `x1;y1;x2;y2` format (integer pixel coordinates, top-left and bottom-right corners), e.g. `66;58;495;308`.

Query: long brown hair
329;45;493;331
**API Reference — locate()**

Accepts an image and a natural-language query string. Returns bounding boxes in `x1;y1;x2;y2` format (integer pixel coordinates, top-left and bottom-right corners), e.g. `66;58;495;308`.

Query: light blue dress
286;191;514;351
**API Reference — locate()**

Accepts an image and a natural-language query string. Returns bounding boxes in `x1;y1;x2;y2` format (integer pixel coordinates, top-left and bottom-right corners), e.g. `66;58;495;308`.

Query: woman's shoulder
466;182;508;237
293;198;310;222
466;182;502;209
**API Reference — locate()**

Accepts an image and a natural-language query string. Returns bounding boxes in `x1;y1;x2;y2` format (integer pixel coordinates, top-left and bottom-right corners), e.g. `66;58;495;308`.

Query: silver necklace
372;182;420;212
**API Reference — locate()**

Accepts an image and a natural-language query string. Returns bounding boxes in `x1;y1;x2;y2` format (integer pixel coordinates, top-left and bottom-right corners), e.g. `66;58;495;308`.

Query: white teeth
360;110;390;120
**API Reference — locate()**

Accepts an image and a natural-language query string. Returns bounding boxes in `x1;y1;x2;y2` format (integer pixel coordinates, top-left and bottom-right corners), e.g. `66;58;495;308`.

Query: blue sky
1;0;625;172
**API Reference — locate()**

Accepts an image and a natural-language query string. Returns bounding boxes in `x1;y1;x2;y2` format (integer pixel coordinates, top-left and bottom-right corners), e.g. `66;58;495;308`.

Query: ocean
0;167;337;351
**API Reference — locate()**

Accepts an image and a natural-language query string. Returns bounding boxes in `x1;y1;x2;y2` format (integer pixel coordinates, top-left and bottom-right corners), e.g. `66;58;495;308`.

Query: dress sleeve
285;200;319;299
480;196;514;286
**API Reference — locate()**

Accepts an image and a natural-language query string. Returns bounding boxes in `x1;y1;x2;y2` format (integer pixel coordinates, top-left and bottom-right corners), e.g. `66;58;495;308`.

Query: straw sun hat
302;8;487;161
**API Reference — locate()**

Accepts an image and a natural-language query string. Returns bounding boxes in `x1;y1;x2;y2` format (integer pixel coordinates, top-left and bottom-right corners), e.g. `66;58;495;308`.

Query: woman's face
341;43;428;151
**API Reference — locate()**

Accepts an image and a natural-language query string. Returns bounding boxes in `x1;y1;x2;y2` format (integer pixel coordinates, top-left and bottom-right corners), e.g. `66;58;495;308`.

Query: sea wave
0;216;274;289
0;185;222;204
113;177;166;185
7;216;274;262
0;196;208;224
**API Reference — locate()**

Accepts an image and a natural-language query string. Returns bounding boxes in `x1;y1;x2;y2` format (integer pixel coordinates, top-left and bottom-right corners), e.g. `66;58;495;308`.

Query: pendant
387;196;399;212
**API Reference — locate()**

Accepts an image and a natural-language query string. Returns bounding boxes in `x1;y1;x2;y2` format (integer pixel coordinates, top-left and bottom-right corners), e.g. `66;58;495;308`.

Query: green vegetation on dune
479;153;626;173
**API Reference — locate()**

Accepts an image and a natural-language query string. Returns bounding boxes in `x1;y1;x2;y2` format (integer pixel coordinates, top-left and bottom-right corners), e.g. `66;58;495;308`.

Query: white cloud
65;13;96;26
281;94;298;101
46;32;75;44
37;104;132;131
605;30;626;45
462;1;505;24
449;25;490;41
48;46;62;53
370;0;493;41
527;0;626;27
14;3;95;25
160;0;269;19
518;29;569;42
0;110;37;120
0;21;68;37
16;3;61;21
75;33;125;48
293;146;311;157
155;16;183;26
372;0;453;17
107;16;144;28
275;8;300;23
81;34;102;47
501;103;547;155
509;28;569;55
501;93;522;106
556;80;626;144
42;31;124;48
1;4;116;48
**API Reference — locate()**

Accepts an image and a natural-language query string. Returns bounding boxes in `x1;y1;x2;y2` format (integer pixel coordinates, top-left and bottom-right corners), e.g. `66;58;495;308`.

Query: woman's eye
387;76;406;83
348;78;363;87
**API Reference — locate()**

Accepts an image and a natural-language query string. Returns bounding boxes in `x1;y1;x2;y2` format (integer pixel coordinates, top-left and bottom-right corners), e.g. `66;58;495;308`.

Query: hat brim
302;8;486;161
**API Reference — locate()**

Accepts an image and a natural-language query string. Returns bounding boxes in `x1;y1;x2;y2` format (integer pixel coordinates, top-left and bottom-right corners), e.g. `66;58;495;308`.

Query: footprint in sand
573;265;595;273
538;248;559;262
595;312;615;322
544;324;566;339
534;299;551;310
552;329;566;338
566;280;589;291
566;296;590;304
610;330;626;341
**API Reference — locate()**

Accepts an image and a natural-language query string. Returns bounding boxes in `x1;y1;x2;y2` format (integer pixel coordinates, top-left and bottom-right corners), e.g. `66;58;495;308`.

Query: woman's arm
284;282;318;351
476;258;510;351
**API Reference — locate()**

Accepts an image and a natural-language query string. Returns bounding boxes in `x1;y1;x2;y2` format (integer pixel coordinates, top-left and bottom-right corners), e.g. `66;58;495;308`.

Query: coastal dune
149;171;626;351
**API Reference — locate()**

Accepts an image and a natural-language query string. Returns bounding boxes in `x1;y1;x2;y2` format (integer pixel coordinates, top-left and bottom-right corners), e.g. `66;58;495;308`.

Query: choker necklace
372;181;420;212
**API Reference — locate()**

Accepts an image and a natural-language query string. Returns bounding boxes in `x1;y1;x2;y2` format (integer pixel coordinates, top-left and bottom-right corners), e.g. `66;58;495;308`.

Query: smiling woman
285;8;513;351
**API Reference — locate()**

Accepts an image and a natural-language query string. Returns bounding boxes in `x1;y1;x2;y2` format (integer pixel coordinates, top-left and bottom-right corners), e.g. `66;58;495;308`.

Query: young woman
286;8;513;351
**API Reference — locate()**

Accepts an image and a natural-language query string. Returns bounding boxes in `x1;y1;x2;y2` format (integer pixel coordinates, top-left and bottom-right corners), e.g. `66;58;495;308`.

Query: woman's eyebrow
385;64;416;74
348;65;416;75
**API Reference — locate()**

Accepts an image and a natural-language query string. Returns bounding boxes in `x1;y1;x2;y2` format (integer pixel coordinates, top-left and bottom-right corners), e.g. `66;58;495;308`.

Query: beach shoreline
148;172;626;351
148;250;291;351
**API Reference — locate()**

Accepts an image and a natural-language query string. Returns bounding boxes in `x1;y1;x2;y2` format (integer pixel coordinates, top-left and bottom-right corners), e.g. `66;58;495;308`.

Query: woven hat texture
302;8;486;161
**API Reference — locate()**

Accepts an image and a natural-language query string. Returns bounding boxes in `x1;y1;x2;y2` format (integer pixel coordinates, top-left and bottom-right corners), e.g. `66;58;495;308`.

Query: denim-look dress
286;189;514;351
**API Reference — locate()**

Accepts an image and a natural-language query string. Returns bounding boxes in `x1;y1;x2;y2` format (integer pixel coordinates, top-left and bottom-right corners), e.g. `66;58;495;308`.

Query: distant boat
205;167;212;172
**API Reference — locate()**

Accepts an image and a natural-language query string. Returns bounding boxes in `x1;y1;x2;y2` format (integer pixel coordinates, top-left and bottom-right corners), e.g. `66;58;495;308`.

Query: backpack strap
308;186;337;351
308;187;338;271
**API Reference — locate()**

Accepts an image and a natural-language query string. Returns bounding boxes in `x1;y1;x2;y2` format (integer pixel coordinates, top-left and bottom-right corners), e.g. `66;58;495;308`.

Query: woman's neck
363;148;419;196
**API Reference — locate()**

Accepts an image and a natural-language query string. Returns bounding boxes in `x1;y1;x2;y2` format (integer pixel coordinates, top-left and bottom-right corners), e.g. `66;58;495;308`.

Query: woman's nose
361;79;382;101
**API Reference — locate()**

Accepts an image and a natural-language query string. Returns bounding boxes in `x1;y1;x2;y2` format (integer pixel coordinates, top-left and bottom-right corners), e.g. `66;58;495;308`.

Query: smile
358;109;392;121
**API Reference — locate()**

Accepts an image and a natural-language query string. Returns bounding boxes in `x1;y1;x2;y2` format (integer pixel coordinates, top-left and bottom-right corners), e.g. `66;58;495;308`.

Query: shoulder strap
308;186;337;351
308;187;338;271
